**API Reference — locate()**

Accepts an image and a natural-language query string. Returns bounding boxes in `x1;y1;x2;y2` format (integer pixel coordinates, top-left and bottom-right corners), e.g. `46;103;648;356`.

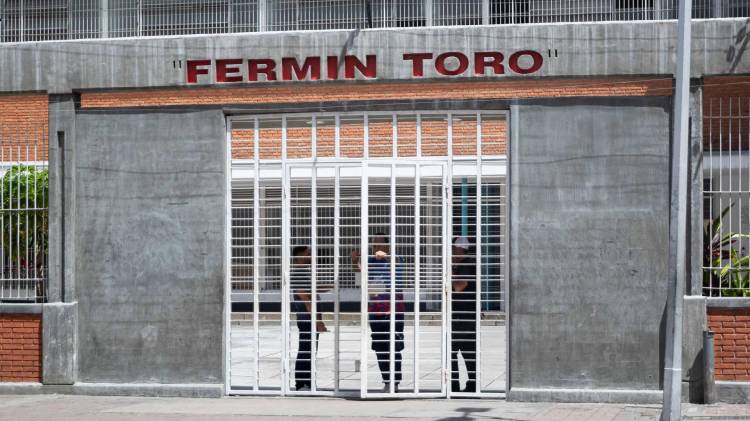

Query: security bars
1;0;746;43
228;111;506;397
703;97;750;297
0;131;48;303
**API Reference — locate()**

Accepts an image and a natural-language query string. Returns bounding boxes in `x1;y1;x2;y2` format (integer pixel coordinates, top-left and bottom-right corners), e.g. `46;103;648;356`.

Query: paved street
2;394;750;421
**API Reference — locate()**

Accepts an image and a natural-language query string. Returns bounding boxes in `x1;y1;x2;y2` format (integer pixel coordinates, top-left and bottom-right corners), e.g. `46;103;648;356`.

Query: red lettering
248;59;277;82
327;56;339;80
403;53;433;77
186;60;211;84
281;57;321;81
435;52;469;76
474;52;504;76
344;55;376;79
508;50;544;75
216;59;244;83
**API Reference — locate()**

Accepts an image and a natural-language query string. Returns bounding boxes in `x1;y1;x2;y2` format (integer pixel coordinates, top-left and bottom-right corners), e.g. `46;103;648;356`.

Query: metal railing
0;131;48;303
1;0;747;43
703;96;750;297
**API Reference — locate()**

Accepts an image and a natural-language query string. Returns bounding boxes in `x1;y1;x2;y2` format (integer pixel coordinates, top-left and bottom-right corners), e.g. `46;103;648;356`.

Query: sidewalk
2;394;750;421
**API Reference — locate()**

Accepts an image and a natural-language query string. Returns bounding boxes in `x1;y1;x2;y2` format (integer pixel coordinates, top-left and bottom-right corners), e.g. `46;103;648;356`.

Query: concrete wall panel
74;109;225;384
509;98;671;394
0;19;745;93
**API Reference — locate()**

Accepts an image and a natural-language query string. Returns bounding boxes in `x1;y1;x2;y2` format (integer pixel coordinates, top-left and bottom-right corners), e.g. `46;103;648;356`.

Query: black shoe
463;381;476;393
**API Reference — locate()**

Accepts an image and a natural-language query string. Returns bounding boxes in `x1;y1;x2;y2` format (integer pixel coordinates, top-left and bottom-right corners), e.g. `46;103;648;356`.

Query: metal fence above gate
1;0;747;43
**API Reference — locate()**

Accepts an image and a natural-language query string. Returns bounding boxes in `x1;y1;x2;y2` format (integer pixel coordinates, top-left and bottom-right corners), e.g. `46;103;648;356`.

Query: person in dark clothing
451;236;477;393
291;245;327;391
352;233;405;393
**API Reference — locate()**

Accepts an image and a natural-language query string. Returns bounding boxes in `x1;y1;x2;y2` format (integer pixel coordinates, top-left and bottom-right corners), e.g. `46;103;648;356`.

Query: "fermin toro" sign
186;50;544;84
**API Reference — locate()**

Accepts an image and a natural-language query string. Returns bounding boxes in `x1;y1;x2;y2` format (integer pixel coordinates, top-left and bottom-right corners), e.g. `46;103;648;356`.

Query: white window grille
0;132;48;303
703;97;750;297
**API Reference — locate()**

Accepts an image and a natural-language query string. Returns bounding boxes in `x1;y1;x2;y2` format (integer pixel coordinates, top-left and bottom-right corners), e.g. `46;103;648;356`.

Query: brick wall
88;77;666;161
0;313;42;382
230;114;507;160
708;307;750;381
81;77;672;109
0;94;49;161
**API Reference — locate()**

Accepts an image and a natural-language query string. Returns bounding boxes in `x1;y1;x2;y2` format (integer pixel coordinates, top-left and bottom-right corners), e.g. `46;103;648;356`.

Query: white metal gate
227;111;506;398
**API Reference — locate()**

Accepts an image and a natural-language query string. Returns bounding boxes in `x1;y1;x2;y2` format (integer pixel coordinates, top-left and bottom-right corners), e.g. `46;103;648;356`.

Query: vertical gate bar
414;162;421;394
1;143;4;300
136;0;142;37
364;114;369;160
335;114;341;159
25;145;29;297
416;114;422;159
424;0;433;26
718;99;723;296
311;151;318;392
225;119;233;394
258;0;266;31
390;162;396;394
360;160;369;398
312;115;317;160
392;115;398;160
101;0;108;39
445;112;453;398
334;165;341;393
475;112;483;393
281;115;290;395
16;145;20;300
253;117;261;391
33;142;38;299
19;0;24;43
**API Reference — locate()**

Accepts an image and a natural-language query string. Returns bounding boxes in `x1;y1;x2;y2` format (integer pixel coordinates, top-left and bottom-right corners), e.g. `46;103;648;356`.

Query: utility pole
662;0;692;419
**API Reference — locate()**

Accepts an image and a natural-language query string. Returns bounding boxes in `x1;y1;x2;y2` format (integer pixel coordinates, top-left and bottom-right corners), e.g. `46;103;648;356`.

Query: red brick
0;314;42;382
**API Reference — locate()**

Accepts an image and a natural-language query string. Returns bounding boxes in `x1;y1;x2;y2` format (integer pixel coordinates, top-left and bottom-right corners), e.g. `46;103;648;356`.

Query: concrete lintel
0;303;43;314
716;381;750;404
706;298;750;309
0;382;224;398
507;387;663;404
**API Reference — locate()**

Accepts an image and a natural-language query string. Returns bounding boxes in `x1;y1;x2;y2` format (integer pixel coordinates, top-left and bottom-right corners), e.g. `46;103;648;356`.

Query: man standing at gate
451;236;477;393
291;245;327;392
351;233;405;393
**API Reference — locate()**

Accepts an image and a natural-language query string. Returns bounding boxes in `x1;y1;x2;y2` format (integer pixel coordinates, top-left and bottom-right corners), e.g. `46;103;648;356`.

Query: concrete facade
508;98;671;402
0;19;745;93
73;110;226;387
0;16;745;403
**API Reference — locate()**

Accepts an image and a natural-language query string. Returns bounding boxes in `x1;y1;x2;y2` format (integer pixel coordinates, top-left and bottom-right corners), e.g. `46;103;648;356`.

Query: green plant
0;164;49;279
704;202;750;296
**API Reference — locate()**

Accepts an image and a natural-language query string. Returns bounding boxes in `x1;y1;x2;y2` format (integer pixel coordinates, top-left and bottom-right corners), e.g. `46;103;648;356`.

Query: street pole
662;0;692;419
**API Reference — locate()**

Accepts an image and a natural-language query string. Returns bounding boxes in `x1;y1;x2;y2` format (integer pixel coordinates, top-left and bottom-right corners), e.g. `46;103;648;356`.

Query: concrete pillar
689;81;704;297
44;94;78;385
48;94;76;304
682;296;707;403
42;302;77;384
